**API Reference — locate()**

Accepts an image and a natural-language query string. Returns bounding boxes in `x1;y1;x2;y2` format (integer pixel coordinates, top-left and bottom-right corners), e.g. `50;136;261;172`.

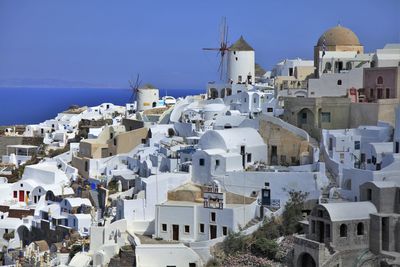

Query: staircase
244;217;261;230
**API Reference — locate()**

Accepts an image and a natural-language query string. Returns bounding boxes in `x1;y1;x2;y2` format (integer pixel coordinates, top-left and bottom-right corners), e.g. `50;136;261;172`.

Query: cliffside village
0;25;400;267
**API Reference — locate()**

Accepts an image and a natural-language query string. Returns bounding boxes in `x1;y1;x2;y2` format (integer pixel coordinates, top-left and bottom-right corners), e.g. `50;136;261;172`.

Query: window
337;80;342;85
199;223;205;233
325;224;331;239
238;75;242;83
357;222;364;235
215;160;220;167
396;142;400;153
377;76;383;84
184;225;190;233
370;89;374;98
85;161;88;172
267;107;273;112
340;224;347;237
13;191;17;198
20;183;23;187
311;220;316;233
354;141;361;150
162;224;167;232
378;88;383;99
321;112;331;123
386;88;390;98
367;188;372;201
244;98;247;103
235;57;238;61
301;112;307;124
210;212;216;222
223;226;228;236
329;138;333;151
280;155;286;163
372;156;377;164
361;153;366;163
199;158;205;166
247;154;252;162
253;97;256;103
317;210;323;218
113;138;117;146
376;163;381;171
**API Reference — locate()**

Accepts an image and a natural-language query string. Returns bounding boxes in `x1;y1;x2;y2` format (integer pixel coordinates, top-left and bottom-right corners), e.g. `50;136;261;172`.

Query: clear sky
0;0;399;89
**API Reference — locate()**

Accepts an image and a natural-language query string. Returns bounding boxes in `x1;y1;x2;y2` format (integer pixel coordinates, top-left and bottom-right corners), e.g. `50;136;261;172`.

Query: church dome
317;25;361;46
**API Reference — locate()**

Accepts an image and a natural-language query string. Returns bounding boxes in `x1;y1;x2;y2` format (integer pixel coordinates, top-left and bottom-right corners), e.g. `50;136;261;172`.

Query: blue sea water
0;87;205;125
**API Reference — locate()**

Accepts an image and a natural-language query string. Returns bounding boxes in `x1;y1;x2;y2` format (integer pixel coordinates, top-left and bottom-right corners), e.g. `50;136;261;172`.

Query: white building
192;127;267;184
271;58;314;77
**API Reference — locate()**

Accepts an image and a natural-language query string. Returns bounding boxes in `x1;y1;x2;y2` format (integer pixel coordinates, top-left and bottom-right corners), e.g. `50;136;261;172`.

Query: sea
0;87;205;126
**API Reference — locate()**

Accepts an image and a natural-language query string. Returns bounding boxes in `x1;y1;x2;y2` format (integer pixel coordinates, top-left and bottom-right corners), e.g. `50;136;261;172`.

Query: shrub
222;231;246;256
3;231;14;241
250;238;279;259
205;258;221;267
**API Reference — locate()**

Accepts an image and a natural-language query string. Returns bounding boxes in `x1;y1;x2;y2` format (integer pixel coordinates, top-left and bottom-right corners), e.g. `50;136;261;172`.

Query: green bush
250;238;279;259
254;216;281;240
222;231;246;256
3;231;14;241
205;258;221;267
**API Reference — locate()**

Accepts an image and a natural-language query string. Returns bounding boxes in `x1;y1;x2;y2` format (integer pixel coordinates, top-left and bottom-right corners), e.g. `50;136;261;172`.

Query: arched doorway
297;252;316;267
17;225;31;247
209;88;218;99
220;89;226;98
297;108;315;131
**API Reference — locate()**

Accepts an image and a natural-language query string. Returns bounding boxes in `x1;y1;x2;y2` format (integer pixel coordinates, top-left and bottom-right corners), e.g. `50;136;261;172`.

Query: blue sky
0;0;399;89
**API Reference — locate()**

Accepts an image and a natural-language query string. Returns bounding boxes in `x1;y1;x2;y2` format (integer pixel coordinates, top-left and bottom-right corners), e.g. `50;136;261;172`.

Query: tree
280;190;309;235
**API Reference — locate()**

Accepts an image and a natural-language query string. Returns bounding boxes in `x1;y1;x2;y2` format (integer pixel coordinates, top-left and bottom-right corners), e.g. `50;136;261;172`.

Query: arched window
340;224;347;237
377;76;383;85
337;80;342;85
325;62;332;71
346;62;352;70
357;222;364;235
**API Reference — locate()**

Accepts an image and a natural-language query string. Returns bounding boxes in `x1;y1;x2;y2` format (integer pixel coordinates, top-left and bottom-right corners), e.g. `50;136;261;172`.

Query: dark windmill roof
141;83;157;89
229;36;254;51
255;63;266;77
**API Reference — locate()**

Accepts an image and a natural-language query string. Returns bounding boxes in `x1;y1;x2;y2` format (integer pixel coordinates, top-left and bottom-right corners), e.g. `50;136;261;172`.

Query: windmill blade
202;17;230;82
225;25;229;47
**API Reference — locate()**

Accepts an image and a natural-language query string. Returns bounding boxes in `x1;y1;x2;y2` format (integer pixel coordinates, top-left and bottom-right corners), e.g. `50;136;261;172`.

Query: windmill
128;74;142;103
203;17;230;81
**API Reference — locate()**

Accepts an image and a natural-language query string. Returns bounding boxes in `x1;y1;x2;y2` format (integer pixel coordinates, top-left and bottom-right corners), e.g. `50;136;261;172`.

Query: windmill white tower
227;36;255;85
